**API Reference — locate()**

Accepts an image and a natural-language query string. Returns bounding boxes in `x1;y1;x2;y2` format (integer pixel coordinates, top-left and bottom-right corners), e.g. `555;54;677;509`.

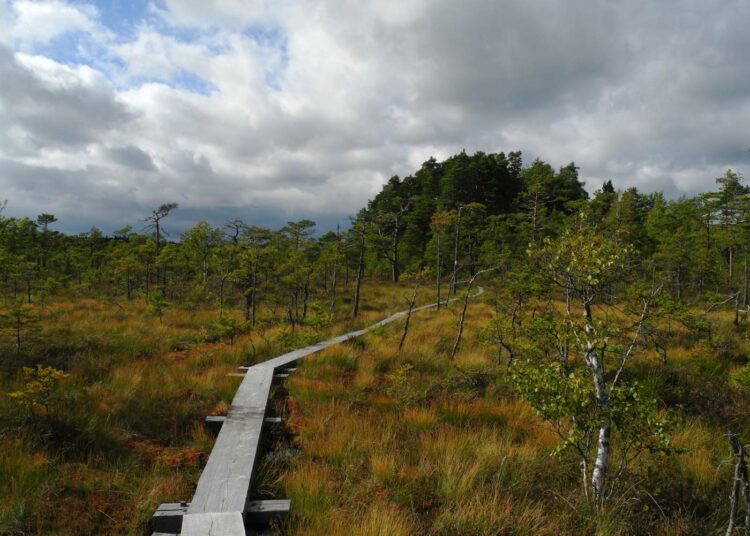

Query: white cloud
8;0;98;46
1;0;750;232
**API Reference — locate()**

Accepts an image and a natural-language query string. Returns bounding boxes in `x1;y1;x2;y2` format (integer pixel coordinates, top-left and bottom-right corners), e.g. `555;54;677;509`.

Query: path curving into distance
173;286;485;536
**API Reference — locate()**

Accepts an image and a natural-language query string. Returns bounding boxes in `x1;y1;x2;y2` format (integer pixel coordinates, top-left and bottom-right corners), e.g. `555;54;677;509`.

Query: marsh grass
0;281;424;534
273;295;750;535
3;282;749;534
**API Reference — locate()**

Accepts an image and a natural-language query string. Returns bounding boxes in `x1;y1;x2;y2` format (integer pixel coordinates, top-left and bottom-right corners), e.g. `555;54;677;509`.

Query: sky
1;0;750;234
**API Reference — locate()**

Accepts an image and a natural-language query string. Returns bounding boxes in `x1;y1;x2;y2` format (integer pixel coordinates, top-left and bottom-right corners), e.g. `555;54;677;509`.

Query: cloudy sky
1;0;749;234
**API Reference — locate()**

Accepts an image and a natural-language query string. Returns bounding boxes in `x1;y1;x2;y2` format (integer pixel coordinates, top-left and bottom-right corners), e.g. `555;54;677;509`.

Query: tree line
2;152;748;321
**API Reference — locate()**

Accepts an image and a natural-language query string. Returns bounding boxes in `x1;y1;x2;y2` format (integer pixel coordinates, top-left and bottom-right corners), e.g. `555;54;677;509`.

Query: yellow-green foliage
8;364;69;415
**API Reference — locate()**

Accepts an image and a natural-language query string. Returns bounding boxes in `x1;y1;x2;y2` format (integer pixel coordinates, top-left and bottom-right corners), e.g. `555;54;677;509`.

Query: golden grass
273;291;750;534
0;280;431;533
276;297;570;533
2;284;746;534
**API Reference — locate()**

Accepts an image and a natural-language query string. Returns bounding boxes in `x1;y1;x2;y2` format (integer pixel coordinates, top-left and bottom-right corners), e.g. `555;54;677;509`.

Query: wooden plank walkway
156;287;484;535
187;365;275;516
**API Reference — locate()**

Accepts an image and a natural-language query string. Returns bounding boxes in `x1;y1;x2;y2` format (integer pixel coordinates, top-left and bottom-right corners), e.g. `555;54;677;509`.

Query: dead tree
330;225;340;316
435;231;442;310
144;203;178;292
450;267;496;360
707;291;741;327
398;284;419;353
449;205;465;297
430;211;453;311
726;432;750;536
351;222;366;319
223;219;244;244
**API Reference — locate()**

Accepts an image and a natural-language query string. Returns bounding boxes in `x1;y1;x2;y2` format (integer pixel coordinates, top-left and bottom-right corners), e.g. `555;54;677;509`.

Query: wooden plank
156;502;190;511
204;415;225;434
181;512;245;536
187;366;274;515
151;502;189;533
246;499;290;525
246;499;290;514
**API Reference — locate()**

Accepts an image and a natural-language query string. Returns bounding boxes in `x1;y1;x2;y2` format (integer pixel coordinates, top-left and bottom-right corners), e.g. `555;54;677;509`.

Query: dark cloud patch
0;157;87;198
106;145;156;171
0;45;134;149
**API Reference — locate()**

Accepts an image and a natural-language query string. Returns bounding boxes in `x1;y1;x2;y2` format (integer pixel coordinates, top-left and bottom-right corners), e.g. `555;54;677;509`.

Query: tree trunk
744;244;748;310
450;207;462;296
398;285;419;353
251;270;257;327
735;291;740;327
351;230;365;318
218;277;225;318
145;266;150;301
584;299;610;505
391;221;400;283
15;314;21;352
302;279;310;322
330;257;338;315
726;433;749;536
155;220;161;291
726;458;741;536
436;233;442;310
450;269;489;359
592;422;611;505
293;287;300;325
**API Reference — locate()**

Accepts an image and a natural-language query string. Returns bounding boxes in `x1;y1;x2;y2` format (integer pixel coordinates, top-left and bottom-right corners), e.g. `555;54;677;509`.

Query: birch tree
514;213;673;505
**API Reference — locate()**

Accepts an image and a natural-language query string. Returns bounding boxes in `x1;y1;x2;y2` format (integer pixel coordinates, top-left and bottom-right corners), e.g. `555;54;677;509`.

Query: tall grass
273;294;750;535
0;281;421;534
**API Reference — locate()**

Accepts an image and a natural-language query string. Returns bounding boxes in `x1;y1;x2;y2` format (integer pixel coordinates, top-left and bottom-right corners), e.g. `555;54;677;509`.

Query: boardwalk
153;287;484;536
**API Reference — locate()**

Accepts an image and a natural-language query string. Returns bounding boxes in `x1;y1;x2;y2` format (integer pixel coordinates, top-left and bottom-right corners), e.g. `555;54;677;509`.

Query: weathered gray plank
187;366;274;515
246;499;290;525
246;499;290;514
181;512;245;536
204;415;225;434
